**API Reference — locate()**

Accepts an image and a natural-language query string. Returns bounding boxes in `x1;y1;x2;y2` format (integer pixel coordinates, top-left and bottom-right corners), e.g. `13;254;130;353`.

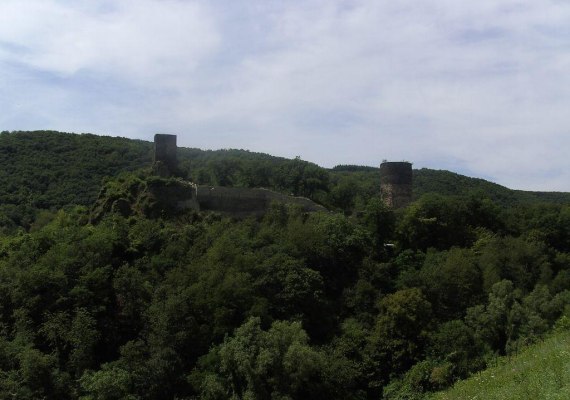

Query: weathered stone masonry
152;135;326;216
380;161;413;209
151;135;412;215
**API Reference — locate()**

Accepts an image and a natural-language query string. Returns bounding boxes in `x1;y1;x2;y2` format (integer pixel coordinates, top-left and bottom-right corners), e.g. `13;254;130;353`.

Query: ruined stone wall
197;186;326;217
149;134;325;217
146;178;199;215
380;162;412;208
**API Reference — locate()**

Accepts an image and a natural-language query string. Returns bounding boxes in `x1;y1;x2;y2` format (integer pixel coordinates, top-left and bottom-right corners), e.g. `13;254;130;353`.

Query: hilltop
1;130;569;214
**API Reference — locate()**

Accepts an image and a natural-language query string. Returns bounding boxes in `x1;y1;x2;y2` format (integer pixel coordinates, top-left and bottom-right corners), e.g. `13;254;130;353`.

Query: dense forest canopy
1;130;570;399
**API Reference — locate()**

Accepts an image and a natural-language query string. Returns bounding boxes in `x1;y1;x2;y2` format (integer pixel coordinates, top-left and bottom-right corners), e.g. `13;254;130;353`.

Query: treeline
0;131;370;230
2;130;570;233
1;168;570;398
0;131;152;209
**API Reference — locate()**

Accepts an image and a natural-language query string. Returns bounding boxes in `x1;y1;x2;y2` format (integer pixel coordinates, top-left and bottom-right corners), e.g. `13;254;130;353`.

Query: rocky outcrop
90;174;198;222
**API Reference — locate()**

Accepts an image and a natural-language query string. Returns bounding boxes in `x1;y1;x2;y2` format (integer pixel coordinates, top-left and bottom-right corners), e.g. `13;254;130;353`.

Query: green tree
80;364;137;400
416;248;483;321
368;288;433;383
193;317;355;400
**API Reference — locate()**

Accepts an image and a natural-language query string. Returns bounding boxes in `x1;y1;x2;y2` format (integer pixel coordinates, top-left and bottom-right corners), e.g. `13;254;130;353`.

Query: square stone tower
154;134;178;176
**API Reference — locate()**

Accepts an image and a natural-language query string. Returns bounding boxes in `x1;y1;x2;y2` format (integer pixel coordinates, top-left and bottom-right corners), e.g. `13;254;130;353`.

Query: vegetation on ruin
1;130;570;399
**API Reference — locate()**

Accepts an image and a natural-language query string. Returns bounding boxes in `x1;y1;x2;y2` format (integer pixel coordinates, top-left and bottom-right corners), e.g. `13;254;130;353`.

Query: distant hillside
414;168;570;205
0;131;152;208
432;328;570;400
330;165;570;206
0;131;290;210
1;131;569;213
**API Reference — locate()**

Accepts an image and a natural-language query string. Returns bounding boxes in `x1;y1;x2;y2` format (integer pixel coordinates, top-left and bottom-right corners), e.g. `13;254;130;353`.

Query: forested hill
0;131;151;208
1;130;569;214
414;168;570;206
2;130;570;399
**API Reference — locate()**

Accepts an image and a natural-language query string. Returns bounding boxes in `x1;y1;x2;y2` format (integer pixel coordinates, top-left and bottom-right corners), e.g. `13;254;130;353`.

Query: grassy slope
432;331;570;400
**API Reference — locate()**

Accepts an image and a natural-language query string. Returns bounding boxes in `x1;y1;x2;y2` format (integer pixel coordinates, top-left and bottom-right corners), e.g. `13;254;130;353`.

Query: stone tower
380;161;412;208
153;134;178;177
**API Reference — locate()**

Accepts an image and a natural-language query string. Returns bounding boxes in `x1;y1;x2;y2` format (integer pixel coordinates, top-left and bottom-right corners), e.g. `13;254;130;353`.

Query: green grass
432;331;570;400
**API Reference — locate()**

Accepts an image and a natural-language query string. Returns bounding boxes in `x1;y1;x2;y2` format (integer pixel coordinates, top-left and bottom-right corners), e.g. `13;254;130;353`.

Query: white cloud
1;0;570;190
0;0;219;85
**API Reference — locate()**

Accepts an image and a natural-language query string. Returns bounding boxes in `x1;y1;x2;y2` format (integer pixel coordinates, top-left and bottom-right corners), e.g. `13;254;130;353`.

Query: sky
1;0;570;191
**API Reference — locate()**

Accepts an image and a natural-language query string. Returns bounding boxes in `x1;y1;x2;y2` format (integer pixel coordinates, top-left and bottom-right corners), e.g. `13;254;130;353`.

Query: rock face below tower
153;134;178;177
380;161;412;208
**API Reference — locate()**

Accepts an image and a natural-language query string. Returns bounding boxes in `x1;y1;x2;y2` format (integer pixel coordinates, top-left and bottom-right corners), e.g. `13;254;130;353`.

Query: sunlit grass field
432;331;570;400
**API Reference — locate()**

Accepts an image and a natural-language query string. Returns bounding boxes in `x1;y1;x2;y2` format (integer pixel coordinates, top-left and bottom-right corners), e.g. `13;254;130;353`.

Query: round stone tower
380;161;412;208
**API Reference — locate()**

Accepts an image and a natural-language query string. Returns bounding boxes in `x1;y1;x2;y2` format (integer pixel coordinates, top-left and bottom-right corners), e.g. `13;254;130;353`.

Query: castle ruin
380;161;413;208
153;134;178;177
150;135;412;215
151;134;326;216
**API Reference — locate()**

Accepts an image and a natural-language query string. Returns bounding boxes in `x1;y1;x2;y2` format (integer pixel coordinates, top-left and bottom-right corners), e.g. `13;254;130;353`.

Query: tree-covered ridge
331;164;379;172
1;166;570;398
1;131;569;217
413;168;570;205
2;131;570;399
0;131;152;209
0;130;333;205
